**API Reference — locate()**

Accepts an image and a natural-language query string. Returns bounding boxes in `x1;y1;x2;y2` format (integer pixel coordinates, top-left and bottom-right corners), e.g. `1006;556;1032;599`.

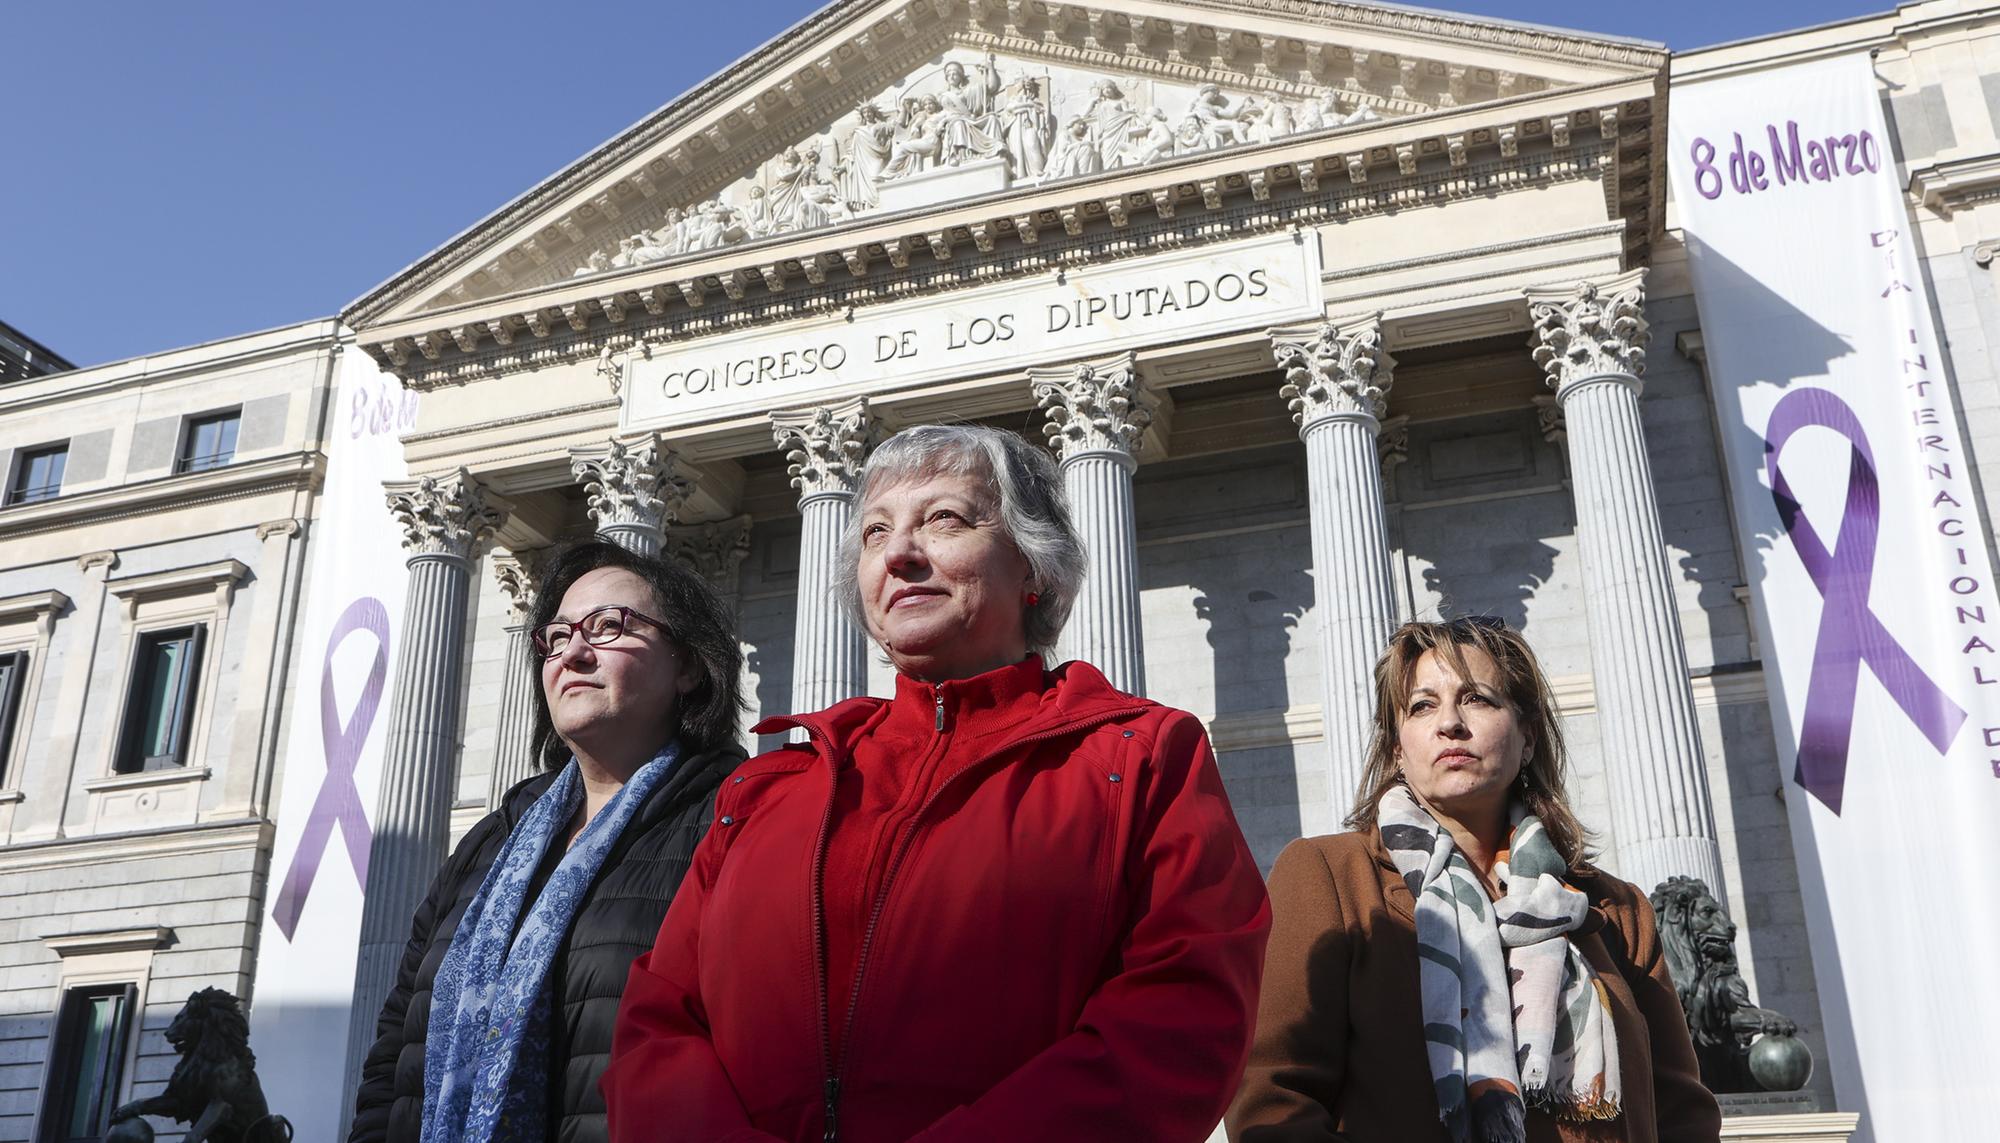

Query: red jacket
604;657;1272;1143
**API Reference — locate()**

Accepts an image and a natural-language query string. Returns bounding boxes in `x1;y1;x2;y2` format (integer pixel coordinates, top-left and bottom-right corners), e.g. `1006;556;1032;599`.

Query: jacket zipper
802;720;843;1143
817;703;1136;1141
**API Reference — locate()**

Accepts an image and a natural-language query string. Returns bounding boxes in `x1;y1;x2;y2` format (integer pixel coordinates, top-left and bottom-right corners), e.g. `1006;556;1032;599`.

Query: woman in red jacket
604;424;1271;1142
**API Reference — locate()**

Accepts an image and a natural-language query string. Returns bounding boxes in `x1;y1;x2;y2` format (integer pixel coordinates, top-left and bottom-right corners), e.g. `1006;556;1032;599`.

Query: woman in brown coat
1229;619;1719;1143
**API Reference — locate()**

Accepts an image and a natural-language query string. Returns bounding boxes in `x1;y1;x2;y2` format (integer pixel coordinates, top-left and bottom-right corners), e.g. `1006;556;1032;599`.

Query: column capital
771;397;872;500
664;515;754;596
1526;269;1650;393
1377;414;1411;489
1031;352;1154;461
492;546;553;625
569;433;692;535
1268;315;1395;428
385;468;507;561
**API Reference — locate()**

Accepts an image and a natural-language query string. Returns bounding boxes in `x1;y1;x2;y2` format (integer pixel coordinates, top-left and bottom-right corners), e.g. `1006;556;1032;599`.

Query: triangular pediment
347;0;1663;327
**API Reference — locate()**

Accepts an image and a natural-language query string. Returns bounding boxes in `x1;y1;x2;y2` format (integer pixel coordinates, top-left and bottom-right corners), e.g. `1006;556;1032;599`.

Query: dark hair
1346;617;1594;871
524;539;746;765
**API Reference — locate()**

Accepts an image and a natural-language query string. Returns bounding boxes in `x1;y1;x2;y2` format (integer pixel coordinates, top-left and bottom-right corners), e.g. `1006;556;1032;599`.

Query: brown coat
1228;830;1720;1143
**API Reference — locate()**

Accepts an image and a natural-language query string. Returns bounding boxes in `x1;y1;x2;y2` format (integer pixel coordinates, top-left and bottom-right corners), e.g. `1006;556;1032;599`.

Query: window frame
175;408;242;474
7;441;69;505
37;982;138;1143
114;624;206;774
0;649;28;787
0;590;65;810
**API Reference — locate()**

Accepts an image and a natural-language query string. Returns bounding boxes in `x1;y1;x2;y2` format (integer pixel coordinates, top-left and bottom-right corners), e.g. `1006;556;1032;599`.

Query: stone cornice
0;817;271;871
344;0;1662;329
0;453;325;543
362;76;1657;388
0;321;339;417
1909;152;2000;218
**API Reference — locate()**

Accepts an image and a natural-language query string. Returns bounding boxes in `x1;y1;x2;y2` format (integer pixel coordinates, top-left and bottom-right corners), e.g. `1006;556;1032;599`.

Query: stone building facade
0;321;337;1138
5;0;2000;1139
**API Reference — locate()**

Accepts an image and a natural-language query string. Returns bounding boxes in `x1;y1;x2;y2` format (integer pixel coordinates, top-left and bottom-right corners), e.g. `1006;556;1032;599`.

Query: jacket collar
753;655;1152;765
498;740;745;828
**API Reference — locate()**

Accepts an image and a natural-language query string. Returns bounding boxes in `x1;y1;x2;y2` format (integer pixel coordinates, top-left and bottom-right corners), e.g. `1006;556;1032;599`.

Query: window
7;442;66;504
38;983;136;1143
177;410;239;473
0;651;25;786
115;626;205;773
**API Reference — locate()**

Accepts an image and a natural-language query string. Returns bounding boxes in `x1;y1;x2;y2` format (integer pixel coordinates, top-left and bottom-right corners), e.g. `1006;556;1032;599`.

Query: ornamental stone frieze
384;469;507;561
1527;269;1650;393
771;398;873;501
1031;354;1154;459
569;434;695;540
1268;316;1396;426
561;48;1391;284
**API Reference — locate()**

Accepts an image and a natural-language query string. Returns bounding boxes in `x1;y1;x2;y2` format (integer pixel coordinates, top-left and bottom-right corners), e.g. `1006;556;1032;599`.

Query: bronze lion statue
1649;876;1809;1093
106;988;291;1143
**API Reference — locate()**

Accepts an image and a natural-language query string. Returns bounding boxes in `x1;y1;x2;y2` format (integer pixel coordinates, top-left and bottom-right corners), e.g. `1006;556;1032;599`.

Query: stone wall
0;825;267;1143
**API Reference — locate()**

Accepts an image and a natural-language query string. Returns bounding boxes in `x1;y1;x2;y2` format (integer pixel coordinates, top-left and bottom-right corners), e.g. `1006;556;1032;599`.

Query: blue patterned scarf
421;744;680;1143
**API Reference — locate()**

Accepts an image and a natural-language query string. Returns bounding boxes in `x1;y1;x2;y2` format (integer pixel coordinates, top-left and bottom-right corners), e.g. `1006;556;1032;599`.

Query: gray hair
835;424;1086;659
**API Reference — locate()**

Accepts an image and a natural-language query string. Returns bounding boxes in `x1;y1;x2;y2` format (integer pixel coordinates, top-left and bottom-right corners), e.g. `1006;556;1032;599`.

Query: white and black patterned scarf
1378;785;1621;1143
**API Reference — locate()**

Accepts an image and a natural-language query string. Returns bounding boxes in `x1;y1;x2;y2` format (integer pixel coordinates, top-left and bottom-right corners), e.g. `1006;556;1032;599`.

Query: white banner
248;347;419;1140
621;229;1323;429
1671;54;2000;1141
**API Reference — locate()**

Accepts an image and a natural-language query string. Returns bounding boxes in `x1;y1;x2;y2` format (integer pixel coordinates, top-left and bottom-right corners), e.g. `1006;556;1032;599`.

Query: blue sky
3;0;1886;367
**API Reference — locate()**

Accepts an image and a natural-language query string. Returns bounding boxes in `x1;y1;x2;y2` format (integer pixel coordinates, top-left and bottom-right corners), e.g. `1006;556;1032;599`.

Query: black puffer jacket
347;742;744;1143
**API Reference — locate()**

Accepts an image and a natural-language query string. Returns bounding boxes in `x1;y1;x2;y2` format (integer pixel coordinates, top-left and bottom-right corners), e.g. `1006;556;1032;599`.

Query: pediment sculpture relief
569;47;1384;280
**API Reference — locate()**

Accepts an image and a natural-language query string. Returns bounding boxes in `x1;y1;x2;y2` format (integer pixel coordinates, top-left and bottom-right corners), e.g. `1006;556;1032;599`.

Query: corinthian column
569;433;693;556
488;547;549;810
1031;354;1153;694
1527;270;1726;901
346;468;506;1091
1267;316;1401;805
772;399;871;713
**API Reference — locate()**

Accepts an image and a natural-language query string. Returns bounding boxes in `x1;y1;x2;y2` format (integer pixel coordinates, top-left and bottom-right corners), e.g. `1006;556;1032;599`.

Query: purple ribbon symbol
1763;388;1966;813
272;597;389;940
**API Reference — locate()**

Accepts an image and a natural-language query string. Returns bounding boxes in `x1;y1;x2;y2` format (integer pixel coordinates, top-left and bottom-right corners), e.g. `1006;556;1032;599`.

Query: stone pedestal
772;399;871;714
1528;271;1727;901
1267;318;1401;807
344;469;504;1096
1031;354;1153;695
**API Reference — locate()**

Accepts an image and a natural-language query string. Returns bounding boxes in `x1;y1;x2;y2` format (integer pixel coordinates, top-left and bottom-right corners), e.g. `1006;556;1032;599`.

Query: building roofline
0;319;76;375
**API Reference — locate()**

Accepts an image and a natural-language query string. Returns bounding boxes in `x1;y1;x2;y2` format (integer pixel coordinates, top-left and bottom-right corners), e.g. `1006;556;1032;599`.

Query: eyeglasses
531;605;672;659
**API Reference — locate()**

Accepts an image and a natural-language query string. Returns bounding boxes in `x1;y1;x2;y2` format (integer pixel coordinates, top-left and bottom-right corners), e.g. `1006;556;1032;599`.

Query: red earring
1026;592;1041;607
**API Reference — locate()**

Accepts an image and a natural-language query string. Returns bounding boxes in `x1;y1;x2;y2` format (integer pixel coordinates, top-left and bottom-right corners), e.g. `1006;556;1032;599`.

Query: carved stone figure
837;102;896;210
685;199;748;252
935;55;1006;167
1127;108;1176;166
1042;117;1103;183
1650;876;1813;1094
771;146;838;231
1187;83;1251;148
883;96;946;179
106;988;293;1143
571;250;611;278
1084;79;1140;169
995;73;1053;179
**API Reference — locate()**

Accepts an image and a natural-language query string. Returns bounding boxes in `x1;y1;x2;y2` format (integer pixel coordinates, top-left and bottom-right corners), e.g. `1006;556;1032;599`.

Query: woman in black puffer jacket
348;540;747;1143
